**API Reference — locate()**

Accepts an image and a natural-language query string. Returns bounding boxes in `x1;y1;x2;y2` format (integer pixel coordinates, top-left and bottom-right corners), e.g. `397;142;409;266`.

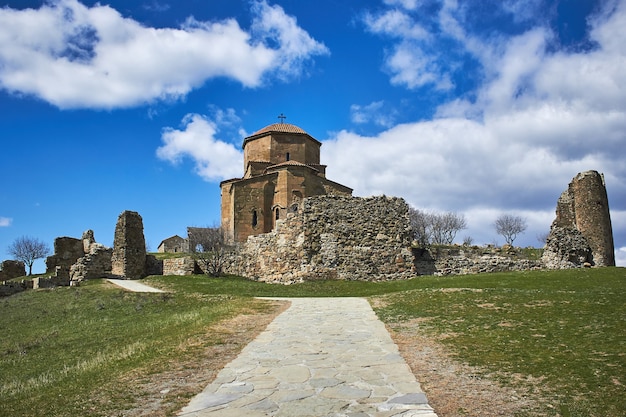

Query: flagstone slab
178;298;438;417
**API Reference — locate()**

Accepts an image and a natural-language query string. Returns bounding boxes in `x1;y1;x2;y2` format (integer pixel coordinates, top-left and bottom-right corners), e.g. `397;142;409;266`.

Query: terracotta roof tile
265;161;319;172
251;123;308;136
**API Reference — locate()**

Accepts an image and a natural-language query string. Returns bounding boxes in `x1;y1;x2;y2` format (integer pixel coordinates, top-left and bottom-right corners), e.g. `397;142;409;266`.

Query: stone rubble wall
413;246;543;276
45;237;84;279
0;280;29;297
163;257;198;276
145;255;163;276
70;244;113;281
0;260;26;281
225;195;415;283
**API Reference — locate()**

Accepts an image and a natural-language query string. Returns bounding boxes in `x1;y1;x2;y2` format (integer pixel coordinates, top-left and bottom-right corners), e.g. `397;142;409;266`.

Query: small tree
431;211;467;245
7;236;50;276
494;214;527;246
189;227;229;277
409;207;467;246
409;207;432;247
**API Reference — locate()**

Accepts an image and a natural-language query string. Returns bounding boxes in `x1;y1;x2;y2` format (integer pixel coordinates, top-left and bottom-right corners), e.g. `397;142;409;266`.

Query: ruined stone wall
0;260;26;280
163;257;197;276
0;280;29;297
111;211;146;279
543;170;615;268
45;237;84;278
70;245;113;281
225;195;415;283
413;246;543;276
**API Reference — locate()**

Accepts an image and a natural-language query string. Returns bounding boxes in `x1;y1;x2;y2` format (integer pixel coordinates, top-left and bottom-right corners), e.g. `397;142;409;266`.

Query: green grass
1;268;624;416
149;251;191;260
371;268;626;416
144;273;435;297
0;280;274;417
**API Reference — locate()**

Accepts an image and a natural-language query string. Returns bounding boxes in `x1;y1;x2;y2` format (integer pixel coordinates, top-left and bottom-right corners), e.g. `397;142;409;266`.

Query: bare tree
7;236;50;276
188;226;229;277
536;231;550;246
409;208;467;246
431;212;467;245
409;207;433;247
494;214;527;246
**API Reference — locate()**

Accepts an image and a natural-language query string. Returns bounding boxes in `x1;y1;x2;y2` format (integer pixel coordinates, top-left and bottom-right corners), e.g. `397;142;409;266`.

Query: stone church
220;121;352;243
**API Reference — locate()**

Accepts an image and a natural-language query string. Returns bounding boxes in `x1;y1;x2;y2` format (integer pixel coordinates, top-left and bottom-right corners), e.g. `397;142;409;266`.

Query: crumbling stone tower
543;170;615;268
111;211;146;279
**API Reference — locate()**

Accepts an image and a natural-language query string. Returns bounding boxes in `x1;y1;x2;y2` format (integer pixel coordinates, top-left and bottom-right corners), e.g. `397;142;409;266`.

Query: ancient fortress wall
224;195;416;283
413;246;543;276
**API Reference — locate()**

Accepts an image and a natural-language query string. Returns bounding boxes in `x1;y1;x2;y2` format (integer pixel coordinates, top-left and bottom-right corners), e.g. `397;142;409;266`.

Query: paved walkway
106;279;165;293
179;297;438;417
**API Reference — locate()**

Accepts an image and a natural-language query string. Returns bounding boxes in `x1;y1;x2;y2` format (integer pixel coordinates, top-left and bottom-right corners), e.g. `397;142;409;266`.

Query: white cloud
383;0;422;10
325;0;626;248
157;113;243;182
363;9;429;40
251;1;329;81
616;247;626;267
350;101;396;127
0;217;12;227
0;0;328;109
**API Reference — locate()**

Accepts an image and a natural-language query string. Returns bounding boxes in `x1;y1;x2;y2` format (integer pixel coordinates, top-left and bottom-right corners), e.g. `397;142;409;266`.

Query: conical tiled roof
250;123;308;136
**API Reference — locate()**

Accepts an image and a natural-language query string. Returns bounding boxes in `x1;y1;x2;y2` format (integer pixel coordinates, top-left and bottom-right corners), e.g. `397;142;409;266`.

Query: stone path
106;279;165;293
179;297;438;417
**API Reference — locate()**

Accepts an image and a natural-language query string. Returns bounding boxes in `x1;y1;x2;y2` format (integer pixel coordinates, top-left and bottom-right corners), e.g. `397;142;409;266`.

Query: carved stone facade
225;195;415;283
542;170;615;268
220;123;352;244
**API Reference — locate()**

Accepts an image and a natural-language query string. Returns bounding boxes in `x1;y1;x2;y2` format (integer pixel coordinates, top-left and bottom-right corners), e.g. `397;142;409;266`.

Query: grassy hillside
1;268;624;416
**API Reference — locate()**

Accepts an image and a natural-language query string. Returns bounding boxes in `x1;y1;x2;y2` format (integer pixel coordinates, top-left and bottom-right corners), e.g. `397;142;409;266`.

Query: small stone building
157;235;188;253
220;122;352;243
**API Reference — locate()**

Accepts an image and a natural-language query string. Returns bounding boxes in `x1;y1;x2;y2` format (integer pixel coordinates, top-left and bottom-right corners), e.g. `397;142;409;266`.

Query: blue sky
1;0;625;273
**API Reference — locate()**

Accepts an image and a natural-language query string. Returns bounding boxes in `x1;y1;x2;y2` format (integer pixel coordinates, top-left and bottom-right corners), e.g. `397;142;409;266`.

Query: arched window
275;208;280;220
252;210;258;227
286;152;290;161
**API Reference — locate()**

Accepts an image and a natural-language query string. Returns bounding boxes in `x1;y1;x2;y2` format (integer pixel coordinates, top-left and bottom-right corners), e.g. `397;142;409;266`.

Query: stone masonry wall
225;195;415;283
45;237;84;278
111;211;146;279
163;257;198;276
413;246;543;276
543;170;615;268
0;260;26;280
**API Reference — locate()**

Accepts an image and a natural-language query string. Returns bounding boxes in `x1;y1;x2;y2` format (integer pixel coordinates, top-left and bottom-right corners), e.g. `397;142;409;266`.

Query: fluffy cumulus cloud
323;0;626;249
0;217;12;227
363;6;452;91
0;0;328;109
157;113;243;182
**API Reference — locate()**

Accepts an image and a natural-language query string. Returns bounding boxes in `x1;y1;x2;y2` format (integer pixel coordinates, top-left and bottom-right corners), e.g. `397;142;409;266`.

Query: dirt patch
92;299;289;416
387;319;549;417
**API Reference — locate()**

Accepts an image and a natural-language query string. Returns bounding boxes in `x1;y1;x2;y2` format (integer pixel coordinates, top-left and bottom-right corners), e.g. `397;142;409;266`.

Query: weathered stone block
111;211;146;279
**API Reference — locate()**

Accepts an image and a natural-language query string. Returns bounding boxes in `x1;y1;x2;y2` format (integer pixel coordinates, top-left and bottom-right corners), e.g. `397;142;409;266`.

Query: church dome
243;122;320;148
250;123;308;136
